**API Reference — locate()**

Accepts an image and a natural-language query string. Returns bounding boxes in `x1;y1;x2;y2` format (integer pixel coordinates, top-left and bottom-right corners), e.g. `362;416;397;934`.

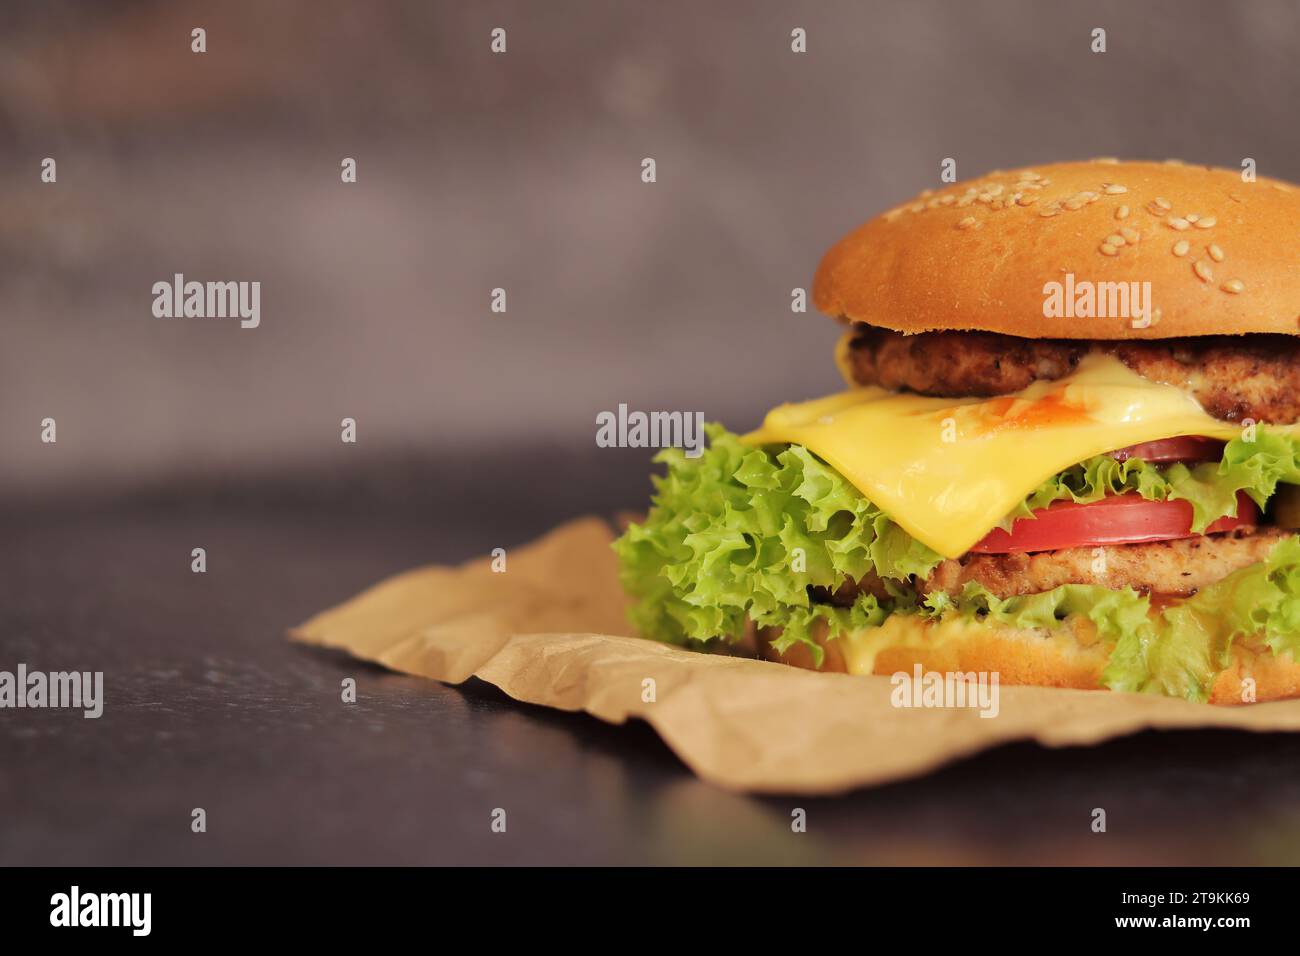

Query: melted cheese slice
834;612;1099;678
742;353;1298;559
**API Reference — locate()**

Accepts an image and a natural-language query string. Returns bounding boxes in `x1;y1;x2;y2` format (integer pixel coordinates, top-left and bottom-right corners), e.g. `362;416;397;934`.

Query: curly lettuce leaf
933;539;1300;701
928;580;1154;641
613;425;942;663
1011;428;1300;532
923;535;1300;702
1102;535;1300;700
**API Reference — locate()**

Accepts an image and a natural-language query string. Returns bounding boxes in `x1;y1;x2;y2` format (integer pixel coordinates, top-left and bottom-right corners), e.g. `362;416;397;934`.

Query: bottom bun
757;615;1300;705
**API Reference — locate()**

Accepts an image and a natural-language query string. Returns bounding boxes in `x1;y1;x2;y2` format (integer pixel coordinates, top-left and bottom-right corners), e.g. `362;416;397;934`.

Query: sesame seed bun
758;618;1300;705
813;160;1300;340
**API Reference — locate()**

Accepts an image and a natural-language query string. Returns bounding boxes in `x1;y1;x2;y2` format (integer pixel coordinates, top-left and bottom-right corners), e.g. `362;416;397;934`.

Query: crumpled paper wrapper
290;517;1300;794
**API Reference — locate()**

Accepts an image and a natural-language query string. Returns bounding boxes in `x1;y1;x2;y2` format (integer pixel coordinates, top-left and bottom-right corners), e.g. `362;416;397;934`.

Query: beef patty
844;325;1300;424
818;526;1291;603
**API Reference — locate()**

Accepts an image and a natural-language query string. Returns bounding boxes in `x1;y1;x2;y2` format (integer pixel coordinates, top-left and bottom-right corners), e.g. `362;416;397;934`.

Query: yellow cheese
835;611;1094;677
837;614;992;676
742;353;1298;559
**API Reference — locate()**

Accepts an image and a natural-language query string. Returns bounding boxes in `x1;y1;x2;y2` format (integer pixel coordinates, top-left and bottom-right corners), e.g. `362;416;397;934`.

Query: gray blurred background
2;0;1299;503
7;0;1300;869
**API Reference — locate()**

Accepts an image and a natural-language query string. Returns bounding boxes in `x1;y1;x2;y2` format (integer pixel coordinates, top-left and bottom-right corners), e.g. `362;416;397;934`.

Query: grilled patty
820;526;1291;603
845;326;1300;424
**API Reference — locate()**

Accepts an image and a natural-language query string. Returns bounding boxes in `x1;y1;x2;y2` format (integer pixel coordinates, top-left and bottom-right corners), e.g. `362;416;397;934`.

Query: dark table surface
6;450;1300;867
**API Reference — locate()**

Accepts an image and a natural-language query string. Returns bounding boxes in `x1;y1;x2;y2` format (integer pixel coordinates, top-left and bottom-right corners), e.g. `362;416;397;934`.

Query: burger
614;159;1300;704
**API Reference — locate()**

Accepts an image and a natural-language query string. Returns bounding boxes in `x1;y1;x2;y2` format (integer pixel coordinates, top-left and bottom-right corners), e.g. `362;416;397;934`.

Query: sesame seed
1039;206;1059;218
1154;197;1173;211
909;203;925;213
1173;239;1190;256
940;195;956;205
1094;157;1120;164
1195;216;1217;229
1193;260;1214;282
976;193;993;204
956;216;978;230
1222;279;1245;294
1016;194;1037;206
1116;205;1130;219
1099;243;1120;256
1207;244;1225;262
1106;233;1127;247
1079;191;1100;202
1186;213;1200;223
1103;184;1128;194
1167;216;1191;230
985;183;1005;196
1120;227;1141;243
956;196;974;207
1018;170;1042;181
1064;199;1086;211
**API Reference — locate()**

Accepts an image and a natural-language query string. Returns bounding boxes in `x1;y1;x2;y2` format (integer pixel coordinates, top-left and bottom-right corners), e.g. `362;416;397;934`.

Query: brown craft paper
290;516;1300;794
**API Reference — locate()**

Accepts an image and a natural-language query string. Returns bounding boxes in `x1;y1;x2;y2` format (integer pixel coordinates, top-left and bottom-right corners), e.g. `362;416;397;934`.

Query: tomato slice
969;492;1259;554
1107;436;1226;463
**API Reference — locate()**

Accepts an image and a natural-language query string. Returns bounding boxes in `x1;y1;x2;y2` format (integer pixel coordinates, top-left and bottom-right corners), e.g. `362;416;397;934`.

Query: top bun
813;160;1300;339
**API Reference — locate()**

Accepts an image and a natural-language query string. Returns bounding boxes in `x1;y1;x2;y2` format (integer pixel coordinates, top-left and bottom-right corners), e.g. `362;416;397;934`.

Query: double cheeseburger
615;160;1300;704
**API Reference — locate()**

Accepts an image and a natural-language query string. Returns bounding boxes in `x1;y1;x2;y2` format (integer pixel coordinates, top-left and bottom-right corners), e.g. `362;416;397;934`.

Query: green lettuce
1100;535;1300;700
1012;429;1300;531
613;425;941;665
614;423;1300;693
916;536;1300;702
